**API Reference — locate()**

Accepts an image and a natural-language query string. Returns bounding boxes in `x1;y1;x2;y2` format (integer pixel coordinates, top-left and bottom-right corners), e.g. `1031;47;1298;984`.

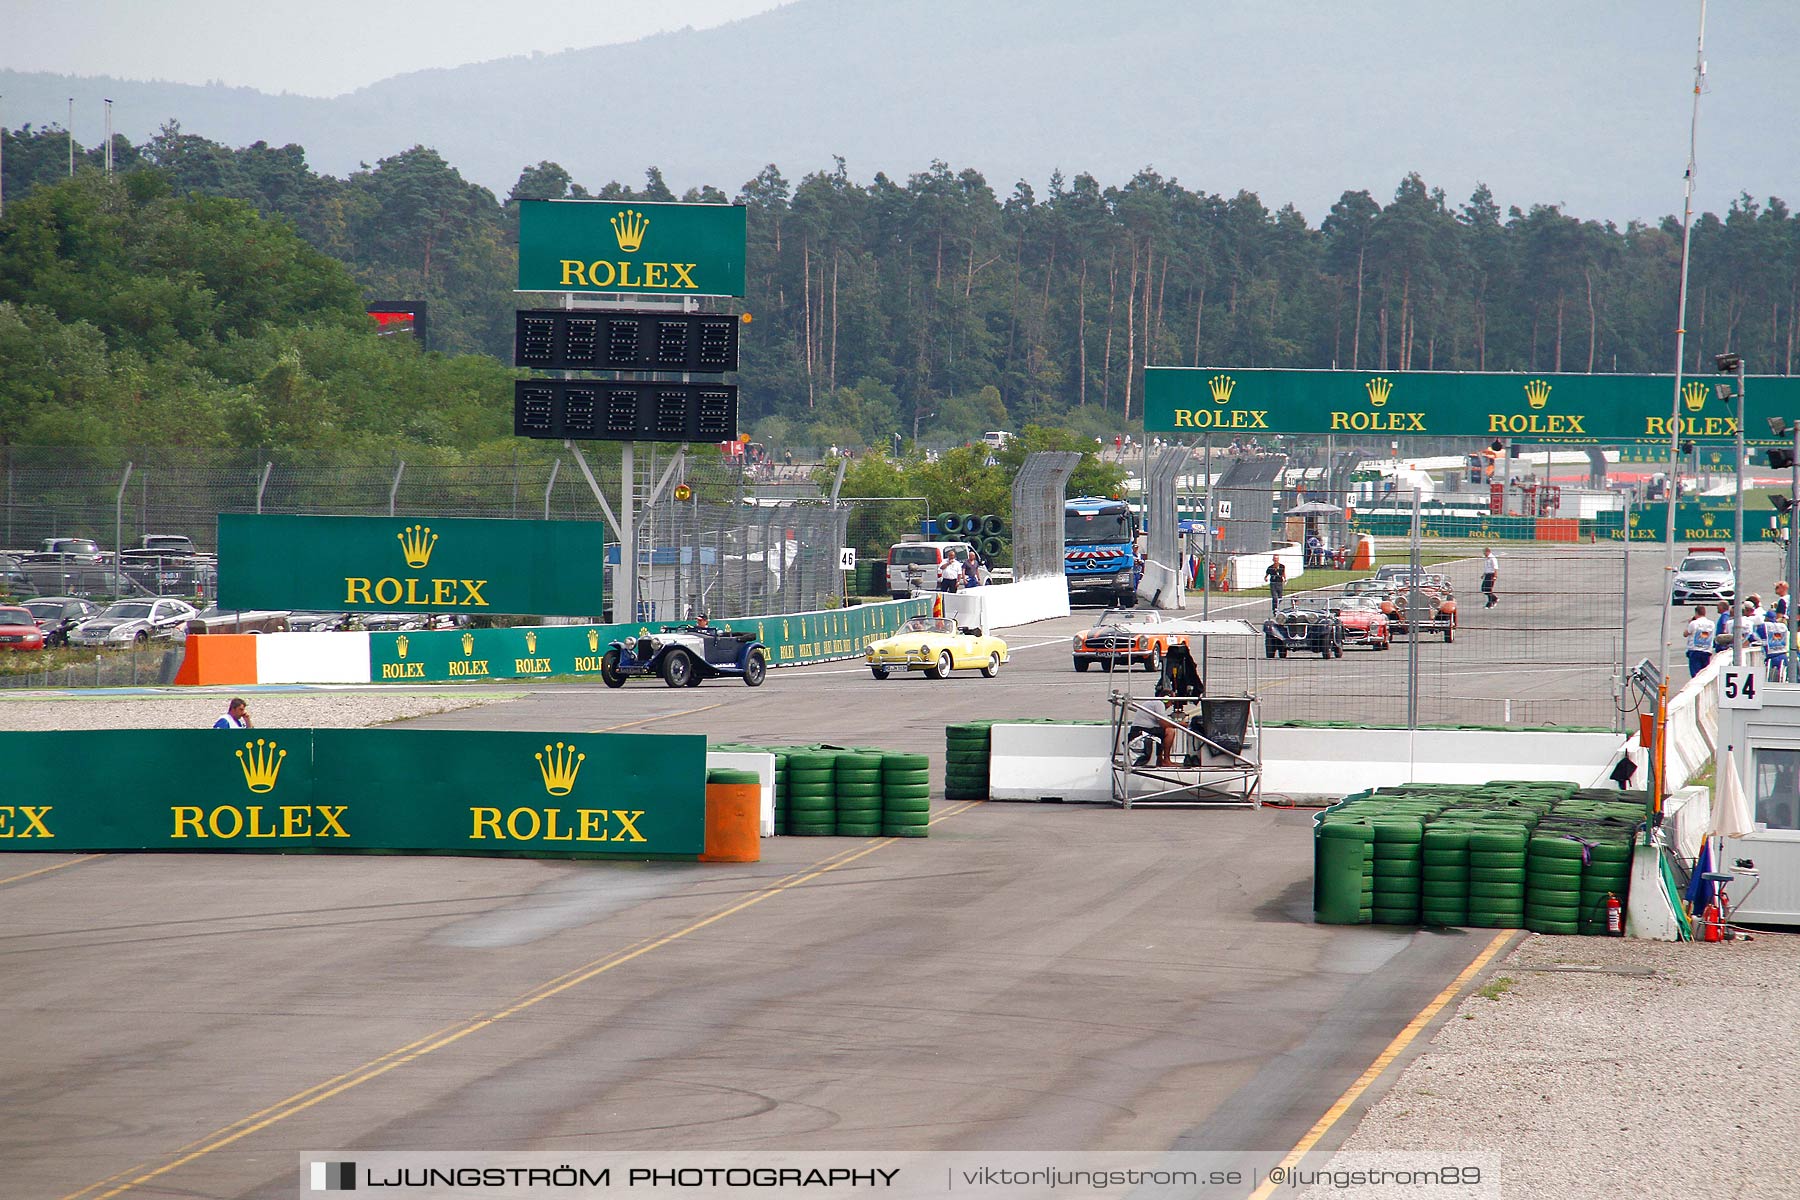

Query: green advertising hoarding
0;729;705;857
1143;367;1800;444
218;514;607;616
518;199;746;297
1595;504;1788;543
367;598;934;683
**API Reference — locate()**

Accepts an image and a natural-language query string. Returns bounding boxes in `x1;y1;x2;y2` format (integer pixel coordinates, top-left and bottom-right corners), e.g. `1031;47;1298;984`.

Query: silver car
1669;552;1735;607
69;598;198;646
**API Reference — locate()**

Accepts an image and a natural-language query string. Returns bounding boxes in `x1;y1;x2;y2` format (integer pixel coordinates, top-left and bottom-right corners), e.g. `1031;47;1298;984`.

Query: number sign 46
1720;666;1763;709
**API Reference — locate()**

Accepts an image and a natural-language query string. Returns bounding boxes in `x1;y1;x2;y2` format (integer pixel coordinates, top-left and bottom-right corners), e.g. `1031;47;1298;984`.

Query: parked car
600;622;768;688
1071;607;1184;672
34;537;104;565
68;597;198;646
886;541;978;598
1264;603;1346;658
1670;548;1735;607
865;615;1009;680
134;533;203;558
0;553;36;599
22;596;100;647
0;605;46;652
186;607;290;635
1325;593;1393;650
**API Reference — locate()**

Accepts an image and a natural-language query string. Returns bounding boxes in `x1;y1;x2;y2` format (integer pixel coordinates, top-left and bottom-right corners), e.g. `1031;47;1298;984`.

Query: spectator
1767;614;1791;682
212;698;252;730
937;549;965;593
1305;532;1323;568
1685;606;1716;676
1264;558;1287;611
1714;601;1733;647
1481;548;1499;608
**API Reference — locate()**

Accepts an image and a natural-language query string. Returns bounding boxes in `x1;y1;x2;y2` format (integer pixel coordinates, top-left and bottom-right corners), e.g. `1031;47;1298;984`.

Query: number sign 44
1720;666;1764;710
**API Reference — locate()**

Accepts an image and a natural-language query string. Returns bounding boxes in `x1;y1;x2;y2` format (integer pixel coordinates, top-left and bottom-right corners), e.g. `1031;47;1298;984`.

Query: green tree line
6;122;1800;455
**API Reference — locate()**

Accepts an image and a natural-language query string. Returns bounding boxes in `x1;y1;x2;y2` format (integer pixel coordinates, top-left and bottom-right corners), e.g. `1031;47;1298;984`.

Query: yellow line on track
593;702;722;732
58;805;977;1200
1244;929;1515;1199
0;854;106;888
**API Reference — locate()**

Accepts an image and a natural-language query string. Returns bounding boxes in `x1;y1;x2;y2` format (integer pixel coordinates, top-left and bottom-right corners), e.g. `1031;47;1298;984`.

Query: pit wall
0;728;708;858
173;598;933;687
939;575;1070;632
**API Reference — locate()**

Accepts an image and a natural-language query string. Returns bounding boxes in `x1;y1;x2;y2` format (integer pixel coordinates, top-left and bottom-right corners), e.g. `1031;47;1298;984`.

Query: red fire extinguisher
1702;901;1724;943
1605;893;1624;936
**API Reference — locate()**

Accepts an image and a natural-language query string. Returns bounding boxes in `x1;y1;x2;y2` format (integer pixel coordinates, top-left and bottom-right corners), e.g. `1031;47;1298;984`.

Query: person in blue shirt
1685;607;1716;677
1765;614;1790;683
212;698;251;729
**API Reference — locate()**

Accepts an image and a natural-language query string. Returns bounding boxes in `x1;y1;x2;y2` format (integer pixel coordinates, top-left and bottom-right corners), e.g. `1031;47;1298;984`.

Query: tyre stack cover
945;722;995;800
833;752;884;837
881;753;931;838
785;751;838;836
1312;782;1646;934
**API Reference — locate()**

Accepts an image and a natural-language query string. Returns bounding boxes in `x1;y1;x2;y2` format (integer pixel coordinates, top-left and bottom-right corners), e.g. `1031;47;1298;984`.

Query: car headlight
1072;636;1083;650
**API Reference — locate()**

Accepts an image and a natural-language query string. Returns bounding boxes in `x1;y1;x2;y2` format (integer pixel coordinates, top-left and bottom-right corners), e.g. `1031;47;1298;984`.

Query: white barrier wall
988;723;1113;803
1260;726;1627;797
254;631;371;685
706;751;777;837
1227;544;1305;592
939;575;1071;632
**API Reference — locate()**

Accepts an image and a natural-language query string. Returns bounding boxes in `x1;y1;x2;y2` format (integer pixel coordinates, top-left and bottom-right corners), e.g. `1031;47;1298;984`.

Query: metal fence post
388;461;405;517
1407;487;1421;731
114;461;134;595
543;459;560;520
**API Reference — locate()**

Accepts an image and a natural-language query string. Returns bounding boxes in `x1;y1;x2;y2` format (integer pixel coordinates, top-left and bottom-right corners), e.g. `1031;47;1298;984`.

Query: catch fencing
0;445;860;619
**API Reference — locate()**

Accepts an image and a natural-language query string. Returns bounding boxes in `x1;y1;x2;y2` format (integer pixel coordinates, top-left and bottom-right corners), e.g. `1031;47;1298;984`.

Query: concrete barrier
940;575;1071;632
988;722;1112;803
1227;544;1305;592
255;631;370;684
1258;726;1626;798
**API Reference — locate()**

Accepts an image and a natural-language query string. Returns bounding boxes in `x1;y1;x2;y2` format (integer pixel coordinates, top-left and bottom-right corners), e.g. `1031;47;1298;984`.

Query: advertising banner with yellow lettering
1595;504;1787;543
0;729;704;858
517;199;746;297
217;514;606;616
1144;367;1800;443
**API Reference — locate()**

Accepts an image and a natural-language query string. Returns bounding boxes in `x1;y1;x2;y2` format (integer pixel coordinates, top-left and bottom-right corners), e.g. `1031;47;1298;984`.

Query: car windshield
1095;608;1152;626
1065;510;1133;544
1333;595;1380;610
102;602;154;619
23;601;64;618
0;607;33;624
891;546;944;565
1682;556;1730;573
901;617;957;634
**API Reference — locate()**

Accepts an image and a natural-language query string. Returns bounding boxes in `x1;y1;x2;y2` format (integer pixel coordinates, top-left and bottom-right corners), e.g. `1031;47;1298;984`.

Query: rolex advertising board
518;200;747;298
0;729;706;858
217;514;606;616
1143;368;1800;443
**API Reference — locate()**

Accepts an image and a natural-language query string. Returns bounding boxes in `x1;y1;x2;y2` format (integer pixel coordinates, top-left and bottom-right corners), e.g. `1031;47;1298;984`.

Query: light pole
1717;352;1745;665
1769;414;1799;682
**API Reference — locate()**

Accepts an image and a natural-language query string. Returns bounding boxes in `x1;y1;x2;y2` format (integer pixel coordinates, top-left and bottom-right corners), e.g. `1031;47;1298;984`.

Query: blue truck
1064;497;1140;605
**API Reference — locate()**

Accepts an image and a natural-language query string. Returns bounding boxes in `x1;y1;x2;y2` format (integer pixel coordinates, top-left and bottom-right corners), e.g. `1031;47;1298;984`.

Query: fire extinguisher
1605;893;1624;936
1702;901;1724;943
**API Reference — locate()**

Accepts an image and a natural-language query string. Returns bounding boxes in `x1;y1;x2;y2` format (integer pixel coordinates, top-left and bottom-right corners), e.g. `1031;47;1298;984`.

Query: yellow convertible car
865;616;1010;680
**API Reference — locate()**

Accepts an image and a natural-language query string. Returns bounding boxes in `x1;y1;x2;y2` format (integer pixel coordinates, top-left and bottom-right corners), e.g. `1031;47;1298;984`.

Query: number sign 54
1720;666;1763;709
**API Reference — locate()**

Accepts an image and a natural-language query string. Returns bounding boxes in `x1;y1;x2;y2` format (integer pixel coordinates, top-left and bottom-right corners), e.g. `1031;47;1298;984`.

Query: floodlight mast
1652;0;1708;832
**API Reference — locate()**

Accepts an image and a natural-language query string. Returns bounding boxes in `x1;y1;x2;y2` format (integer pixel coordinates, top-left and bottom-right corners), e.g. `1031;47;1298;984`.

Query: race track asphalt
5;546;1722;1198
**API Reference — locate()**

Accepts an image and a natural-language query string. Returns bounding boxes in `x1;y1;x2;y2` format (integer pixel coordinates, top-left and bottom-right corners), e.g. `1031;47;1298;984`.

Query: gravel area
1326;931;1800;1197
0;688;513;730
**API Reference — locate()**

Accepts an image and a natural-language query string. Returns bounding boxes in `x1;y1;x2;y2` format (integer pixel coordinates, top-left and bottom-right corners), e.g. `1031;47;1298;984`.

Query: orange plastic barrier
1536;518;1579;543
1352;534;1376;570
700;771;762;863
172;634;259;686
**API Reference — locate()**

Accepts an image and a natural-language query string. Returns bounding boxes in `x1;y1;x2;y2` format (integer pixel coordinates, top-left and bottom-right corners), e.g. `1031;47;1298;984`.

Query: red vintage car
0;605;47;652
1381;585;1458;643
1327;593;1393;650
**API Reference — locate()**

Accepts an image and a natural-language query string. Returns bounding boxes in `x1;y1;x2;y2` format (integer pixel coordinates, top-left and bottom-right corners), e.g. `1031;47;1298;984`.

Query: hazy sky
3;0;792;97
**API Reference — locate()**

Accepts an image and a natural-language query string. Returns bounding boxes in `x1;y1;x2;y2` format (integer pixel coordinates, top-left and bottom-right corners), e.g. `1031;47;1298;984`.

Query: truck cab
1064;497;1139;605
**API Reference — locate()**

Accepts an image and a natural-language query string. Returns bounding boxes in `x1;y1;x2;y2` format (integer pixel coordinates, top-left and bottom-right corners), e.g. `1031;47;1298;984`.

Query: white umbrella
1712;744;1756;839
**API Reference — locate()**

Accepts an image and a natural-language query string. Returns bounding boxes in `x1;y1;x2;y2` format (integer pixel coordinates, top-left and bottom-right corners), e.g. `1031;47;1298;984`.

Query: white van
983;431;1013;450
888;541;977;598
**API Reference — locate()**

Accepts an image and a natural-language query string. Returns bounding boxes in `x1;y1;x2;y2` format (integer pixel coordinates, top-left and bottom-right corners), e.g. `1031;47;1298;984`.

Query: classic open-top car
1326;593;1393;650
866;616;1009;680
1071;607;1185;672
1264;602;1346;658
600;622;768;688
1381;585;1457;642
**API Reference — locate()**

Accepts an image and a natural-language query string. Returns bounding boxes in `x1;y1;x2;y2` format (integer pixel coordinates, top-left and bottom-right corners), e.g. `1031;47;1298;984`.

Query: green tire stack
1578;839;1634;935
1369;820;1424;924
834;752;884;837
945;722;993;800
1525;834;1585;934
771;750;790;835
1420;826;1470;927
881;752;932;838
786;751;838;836
1314;822;1373;924
1466;827;1528;928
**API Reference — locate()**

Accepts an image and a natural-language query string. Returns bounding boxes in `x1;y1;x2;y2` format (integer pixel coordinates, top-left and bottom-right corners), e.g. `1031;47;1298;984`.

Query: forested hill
3;123;1800;458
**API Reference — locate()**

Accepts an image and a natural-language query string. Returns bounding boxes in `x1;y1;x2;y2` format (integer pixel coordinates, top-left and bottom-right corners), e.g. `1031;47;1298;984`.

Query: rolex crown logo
1208;374;1237;405
525;630;537;654
588;628;600;652
1365;377;1393;408
537;741;586;796
1702;512;1716;527
1683;380;1709;413
462;631;474;655
396;634;409;659
611;208;649;253
398;524;437;569
237;738;286;794
1629;512;1641;526
1524;379;1551;410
